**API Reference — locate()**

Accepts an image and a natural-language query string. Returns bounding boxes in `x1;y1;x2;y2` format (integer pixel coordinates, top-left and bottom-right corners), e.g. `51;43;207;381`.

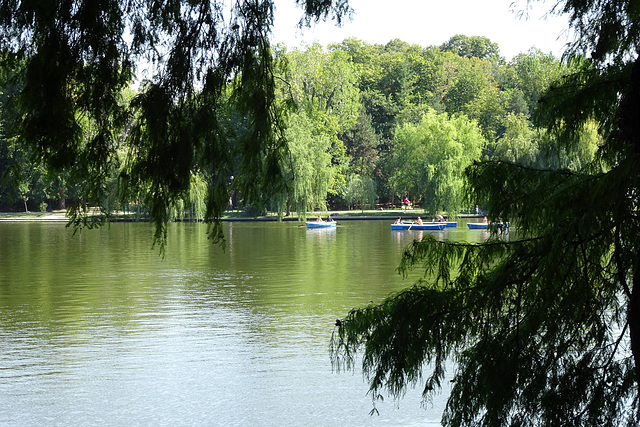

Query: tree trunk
623;56;640;385
630;273;640;385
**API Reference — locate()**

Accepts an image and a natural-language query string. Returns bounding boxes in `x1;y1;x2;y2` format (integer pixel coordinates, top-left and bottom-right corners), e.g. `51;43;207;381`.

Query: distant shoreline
0;211;484;223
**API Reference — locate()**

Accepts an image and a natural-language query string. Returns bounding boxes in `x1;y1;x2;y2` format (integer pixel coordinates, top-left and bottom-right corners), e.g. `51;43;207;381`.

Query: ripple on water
0;221;451;426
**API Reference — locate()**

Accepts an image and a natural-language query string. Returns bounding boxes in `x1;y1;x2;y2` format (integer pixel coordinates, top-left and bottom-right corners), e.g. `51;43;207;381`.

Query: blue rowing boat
306;221;337;229
391;223;446;231
402;221;457;228
468;222;509;230
467;223;488;229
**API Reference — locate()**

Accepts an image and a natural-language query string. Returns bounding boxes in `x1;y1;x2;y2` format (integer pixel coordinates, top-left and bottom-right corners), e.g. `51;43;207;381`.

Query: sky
271;0;572;60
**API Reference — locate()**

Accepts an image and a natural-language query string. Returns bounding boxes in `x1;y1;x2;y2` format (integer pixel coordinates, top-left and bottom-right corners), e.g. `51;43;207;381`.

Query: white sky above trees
272;0;571;60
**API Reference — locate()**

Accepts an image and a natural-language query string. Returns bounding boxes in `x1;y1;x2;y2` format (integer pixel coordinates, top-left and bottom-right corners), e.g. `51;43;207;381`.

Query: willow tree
0;0;350;246
332;1;640;425
389;108;485;215
280;43;360;203
281;112;334;216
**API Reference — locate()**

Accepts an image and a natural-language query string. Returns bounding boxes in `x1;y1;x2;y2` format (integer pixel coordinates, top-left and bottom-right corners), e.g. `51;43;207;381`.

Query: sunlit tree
390;109;485;215
281;112;334;216
440;34;502;63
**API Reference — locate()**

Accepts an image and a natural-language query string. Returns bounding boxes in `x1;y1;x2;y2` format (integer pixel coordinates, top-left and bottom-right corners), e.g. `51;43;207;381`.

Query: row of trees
275;36;598;214
1;34;597;220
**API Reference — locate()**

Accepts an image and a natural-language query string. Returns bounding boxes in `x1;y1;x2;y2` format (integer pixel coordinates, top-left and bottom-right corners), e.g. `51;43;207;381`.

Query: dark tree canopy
0;0;350;245
332;1;640;425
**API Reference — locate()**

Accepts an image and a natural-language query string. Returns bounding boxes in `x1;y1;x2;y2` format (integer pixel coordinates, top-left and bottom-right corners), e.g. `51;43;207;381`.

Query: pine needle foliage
332;1;640;424
333;155;640;425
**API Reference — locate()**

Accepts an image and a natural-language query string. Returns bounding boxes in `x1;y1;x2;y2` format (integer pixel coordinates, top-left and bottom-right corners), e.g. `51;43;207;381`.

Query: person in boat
483;216;488;224
316;216;324;223
327;215;334;222
416;217;423;225
394;217;402;224
435;214;444;222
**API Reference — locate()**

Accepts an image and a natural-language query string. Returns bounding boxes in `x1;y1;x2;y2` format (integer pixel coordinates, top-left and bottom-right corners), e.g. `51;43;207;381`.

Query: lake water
0;220;488;426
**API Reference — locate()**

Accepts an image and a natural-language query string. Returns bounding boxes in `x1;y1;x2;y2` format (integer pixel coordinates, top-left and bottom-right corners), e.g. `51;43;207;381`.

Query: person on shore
403;197;410;209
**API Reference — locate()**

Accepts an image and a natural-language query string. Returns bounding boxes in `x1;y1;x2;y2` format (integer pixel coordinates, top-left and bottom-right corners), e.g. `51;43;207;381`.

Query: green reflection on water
0;220;489;425
0;221;489;330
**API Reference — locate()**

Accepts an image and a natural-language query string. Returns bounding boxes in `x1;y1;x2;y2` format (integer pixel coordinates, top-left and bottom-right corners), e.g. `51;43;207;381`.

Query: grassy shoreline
0;209;482;222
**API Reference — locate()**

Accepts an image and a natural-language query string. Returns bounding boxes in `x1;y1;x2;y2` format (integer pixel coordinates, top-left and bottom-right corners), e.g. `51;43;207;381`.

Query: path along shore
0;211;484;223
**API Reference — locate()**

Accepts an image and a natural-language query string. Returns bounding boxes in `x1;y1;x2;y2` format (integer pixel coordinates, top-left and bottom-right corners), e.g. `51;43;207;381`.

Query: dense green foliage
0;0;349;247
281;112;334;215
331;0;640;425
0;2;575;224
390;109;484;214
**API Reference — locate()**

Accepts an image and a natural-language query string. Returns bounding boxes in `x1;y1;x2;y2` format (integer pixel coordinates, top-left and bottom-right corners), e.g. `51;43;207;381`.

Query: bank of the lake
0;210;484;223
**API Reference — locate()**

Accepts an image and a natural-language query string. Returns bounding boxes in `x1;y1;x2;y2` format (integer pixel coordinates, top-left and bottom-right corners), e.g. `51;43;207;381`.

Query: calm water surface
0;220;488;426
